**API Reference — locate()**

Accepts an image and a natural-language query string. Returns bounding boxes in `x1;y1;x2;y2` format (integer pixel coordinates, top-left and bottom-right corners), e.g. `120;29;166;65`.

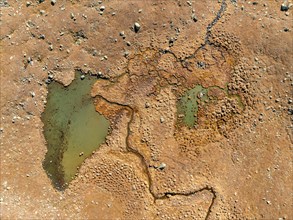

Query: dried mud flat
0;0;292;219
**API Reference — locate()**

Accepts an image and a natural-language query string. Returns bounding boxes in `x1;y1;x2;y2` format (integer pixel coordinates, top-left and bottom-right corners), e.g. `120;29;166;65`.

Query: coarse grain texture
0;0;292;219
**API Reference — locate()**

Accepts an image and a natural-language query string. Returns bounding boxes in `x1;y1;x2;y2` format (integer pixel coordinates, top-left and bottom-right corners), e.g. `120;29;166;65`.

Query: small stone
126;41;131;46
119;31;125;36
30;91;35;97
187;1;192;6
191;13;198;22
51;0;56;5
281;3;289;11
160;117;165;123
123;51;129;57
79;152;84;156
157;163;166;170
26;174;30;177
26;2;31;7
138;9;142;13
39;34;45;39
134;22;141;33
145;102;150;108
48;44;53;51
100;6;105;11
80;75;85;80
39;0;45;3
40;10;45;15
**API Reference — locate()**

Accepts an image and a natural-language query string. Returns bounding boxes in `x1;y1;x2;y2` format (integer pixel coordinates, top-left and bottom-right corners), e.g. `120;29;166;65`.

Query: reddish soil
1;0;292;219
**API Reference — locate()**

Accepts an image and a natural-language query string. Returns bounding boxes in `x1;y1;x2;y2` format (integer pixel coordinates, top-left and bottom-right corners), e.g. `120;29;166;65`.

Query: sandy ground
0;0;292;219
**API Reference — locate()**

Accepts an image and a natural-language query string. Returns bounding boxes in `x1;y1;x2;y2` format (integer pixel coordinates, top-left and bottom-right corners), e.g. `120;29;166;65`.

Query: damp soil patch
42;72;109;189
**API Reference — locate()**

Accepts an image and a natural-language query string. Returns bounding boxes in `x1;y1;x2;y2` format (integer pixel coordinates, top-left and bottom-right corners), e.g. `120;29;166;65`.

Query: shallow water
42;73;109;189
177;85;208;128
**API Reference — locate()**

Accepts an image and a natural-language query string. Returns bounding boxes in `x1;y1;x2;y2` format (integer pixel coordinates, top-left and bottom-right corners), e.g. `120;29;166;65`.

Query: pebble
123;51;129;57
134;22;141;33
26;2;31;7
51;0;56;6
40;10;45;15
48;44;53;51
30;91;35;97
281;3;289;11
70;13;75;20
100;6;105;11
126;41;131;46
45;79;51;84
158;163;166;170
191;14;198;22
80;75;85;80
145;102;150;108
39;34;45;39
119;31;125;37
79;152;84;156
160;117;165;123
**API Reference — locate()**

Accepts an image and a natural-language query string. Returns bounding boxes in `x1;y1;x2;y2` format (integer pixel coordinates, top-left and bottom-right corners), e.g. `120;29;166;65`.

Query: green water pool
177;85;208;128
42;73;109;189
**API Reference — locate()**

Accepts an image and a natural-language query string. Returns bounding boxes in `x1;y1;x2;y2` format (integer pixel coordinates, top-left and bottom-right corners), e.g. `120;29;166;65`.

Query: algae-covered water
42;73;109;189
177;85;208;128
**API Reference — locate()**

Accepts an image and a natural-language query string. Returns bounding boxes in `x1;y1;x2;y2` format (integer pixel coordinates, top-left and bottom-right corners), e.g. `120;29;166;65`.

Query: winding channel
93;1;228;219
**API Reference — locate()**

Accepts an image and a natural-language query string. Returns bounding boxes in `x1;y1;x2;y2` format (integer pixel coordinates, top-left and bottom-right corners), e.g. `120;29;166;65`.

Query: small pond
42;72;109;189
177;85;208;128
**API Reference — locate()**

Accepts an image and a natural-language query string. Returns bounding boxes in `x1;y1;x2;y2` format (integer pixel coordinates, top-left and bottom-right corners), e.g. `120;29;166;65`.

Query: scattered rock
40;10;46;15
45;79;51;84
51;0;56;6
281;3;289;11
134;22;141;33
160;117;165;123
191;13;198;22
79;152;84;156
39;34;45;39
48;44;53;51
123;51;129;57
30;91;35;97
80;75;85;80
100;6;105;11
157;163;166;170
145;102;150;108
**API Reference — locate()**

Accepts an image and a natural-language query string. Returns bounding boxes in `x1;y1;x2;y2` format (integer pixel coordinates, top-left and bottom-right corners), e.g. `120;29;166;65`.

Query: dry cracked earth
0;0;293;219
